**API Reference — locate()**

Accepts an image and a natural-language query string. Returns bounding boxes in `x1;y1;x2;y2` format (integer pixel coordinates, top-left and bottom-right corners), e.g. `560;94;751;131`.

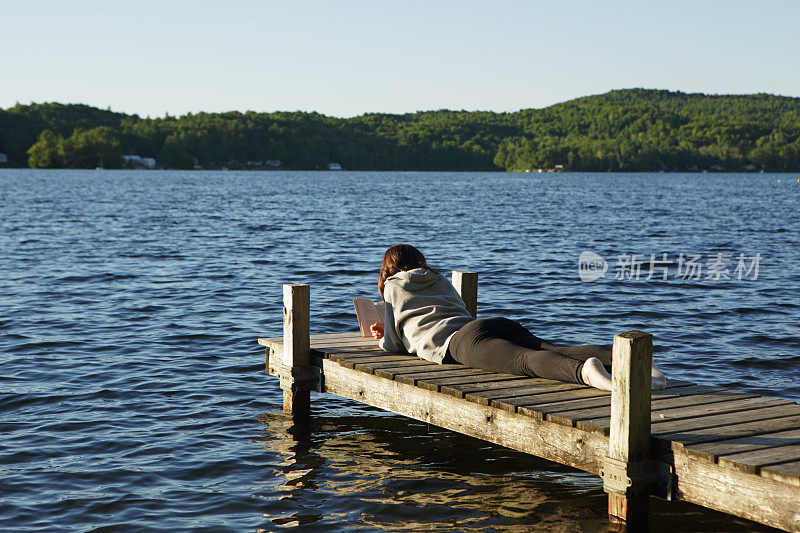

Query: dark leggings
447;317;612;384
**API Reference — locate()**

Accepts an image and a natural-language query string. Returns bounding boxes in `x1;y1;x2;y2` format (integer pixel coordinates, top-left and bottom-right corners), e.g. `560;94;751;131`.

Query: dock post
602;330;653;529
452;271;478;317
280;283;312;417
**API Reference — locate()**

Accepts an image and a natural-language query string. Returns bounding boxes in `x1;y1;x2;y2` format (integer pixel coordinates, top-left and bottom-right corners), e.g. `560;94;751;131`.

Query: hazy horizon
3;1;799;118
7;87;800;120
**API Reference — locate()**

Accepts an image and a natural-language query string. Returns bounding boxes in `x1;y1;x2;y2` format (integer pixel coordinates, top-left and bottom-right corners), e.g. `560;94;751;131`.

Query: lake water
1;169;798;531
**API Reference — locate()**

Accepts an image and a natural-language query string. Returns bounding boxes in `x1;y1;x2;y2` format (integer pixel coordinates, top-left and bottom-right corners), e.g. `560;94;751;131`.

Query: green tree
159;134;193;169
27;129;65;168
63;126;124;168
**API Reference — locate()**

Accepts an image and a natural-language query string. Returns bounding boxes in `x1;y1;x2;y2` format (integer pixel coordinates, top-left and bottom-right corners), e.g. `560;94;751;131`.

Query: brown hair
378;244;431;298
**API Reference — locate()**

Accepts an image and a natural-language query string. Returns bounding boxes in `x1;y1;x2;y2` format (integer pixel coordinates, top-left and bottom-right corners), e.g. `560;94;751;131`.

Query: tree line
1;89;799;171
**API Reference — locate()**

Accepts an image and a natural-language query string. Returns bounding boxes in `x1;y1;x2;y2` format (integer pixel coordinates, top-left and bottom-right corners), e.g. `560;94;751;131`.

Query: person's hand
370;322;384;340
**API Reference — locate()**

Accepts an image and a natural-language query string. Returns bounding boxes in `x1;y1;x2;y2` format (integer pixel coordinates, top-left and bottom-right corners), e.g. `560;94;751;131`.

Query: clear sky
2;0;798;118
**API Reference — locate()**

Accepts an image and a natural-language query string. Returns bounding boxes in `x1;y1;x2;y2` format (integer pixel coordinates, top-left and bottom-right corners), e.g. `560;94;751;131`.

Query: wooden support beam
281;283;312;416
319;357;610;473
452;270;478;317
603;330;653;529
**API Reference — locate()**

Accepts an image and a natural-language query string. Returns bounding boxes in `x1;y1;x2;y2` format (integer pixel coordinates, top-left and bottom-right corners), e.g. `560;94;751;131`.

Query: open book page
353;298;386;338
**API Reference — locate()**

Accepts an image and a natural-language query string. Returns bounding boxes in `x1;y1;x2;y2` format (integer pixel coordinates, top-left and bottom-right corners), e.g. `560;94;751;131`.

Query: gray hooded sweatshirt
379;268;474;363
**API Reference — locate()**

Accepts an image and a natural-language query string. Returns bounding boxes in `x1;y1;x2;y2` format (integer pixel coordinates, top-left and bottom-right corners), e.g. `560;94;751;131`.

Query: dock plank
761;460;800;487
374;364;466;380
418;372;521;392
671;449;800;531
657;413;800;451
653;404;800;434
494;388;611;415
718;443;800;474
353;359;433;371
323;350;412;361
439;377;539;398
516;382;700;421
550;388;757;424
684;428;800;463
465;382;584;406
575;394;785;434
396;368;495;387
331;356;421;370
567;395;779;433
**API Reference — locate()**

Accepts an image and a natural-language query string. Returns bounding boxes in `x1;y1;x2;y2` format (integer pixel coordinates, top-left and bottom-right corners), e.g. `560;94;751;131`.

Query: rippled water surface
1;169;799;531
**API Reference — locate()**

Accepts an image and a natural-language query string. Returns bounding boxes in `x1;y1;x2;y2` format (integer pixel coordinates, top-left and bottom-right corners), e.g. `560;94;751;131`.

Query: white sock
581;357;612;391
652;361;667;390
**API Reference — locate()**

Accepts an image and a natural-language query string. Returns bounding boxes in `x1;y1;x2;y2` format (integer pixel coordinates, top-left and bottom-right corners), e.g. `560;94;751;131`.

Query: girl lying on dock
369;244;667;392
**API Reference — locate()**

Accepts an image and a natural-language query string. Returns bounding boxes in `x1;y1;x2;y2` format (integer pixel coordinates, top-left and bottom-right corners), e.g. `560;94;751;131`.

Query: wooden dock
259;279;800;531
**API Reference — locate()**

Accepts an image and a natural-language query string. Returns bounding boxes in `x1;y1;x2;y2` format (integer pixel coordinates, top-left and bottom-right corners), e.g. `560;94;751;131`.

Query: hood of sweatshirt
380;267;473;363
387;268;442;292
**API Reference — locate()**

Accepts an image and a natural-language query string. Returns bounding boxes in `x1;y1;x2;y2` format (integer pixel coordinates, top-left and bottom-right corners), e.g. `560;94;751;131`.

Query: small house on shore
123;155;156;169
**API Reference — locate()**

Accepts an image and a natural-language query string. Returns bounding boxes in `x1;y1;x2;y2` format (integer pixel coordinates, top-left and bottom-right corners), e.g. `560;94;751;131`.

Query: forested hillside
1;89;799;171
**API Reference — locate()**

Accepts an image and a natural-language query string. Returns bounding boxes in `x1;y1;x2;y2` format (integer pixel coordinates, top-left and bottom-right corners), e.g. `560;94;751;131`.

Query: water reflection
254;404;773;531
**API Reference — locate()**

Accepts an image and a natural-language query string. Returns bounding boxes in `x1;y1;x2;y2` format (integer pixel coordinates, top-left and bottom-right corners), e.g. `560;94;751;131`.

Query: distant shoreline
3;89;800;172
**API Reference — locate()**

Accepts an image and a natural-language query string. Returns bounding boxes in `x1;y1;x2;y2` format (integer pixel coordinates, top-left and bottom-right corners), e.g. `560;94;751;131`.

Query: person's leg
448;318;586;384
540;341;613;367
483;318;614;369
541;340;666;390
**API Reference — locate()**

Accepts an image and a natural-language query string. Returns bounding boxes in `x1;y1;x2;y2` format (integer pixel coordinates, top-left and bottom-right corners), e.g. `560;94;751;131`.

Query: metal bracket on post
278;364;321;393
601;457;673;500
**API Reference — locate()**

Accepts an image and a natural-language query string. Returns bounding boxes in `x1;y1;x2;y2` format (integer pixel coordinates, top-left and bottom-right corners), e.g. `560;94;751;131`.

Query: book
353;298;386;338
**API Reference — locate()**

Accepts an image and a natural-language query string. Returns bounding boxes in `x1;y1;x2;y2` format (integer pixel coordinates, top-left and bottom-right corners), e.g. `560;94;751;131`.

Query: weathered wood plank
718;444;800;475
467;381;583;400
761;460;800;487
259;332;370;347
439;376;536;398
322;352;389;367
339;354;421;364
653;404;800;435
398;368;494;387
373;364;466;380
420;372;520;391
443;377;549;396
672;449;800;531
651;397;792;422
336;358;429;371
516;382;701;421
319;357;611;474
465;382;584;406
551;389;761;426
567;395;781;433
309;332;365;339
684;428;800;463
494;387;611;415
308;340;379;349
352;359;434;373
657;413;800;451
579;398;795;436
322;349;407;360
